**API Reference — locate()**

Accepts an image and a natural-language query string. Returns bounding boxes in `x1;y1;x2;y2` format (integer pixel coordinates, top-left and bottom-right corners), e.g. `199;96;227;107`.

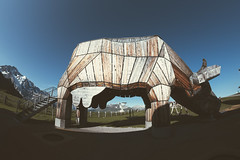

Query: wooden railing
0;87;57;113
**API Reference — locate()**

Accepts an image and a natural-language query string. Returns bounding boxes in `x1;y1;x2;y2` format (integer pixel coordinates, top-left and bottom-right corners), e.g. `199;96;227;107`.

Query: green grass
1;89;240;128
0;103;17;113
0;90;31;112
220;94;240;105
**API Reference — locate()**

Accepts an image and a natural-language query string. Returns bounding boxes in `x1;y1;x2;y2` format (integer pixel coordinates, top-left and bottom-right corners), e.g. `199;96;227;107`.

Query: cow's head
171;59;221;117
189;60;221;116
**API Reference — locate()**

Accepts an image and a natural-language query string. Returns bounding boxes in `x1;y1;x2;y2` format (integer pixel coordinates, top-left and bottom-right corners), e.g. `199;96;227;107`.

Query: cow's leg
146;85;171;128
55;87;72;128
76;102;88;127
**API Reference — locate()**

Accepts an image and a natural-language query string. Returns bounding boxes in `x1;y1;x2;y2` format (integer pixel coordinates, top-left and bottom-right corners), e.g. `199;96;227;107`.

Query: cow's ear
197;59;207;73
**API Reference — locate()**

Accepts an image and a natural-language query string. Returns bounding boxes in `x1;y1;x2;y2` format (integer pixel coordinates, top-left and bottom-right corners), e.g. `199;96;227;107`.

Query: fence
0;91;57;116
87;109;136;118
0;92;33;113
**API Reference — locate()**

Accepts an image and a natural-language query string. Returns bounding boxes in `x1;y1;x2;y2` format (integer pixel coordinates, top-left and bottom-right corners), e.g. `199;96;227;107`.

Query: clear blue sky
0;0;240;107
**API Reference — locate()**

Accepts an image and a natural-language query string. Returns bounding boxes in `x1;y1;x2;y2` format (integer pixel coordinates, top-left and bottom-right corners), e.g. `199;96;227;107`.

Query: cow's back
59;35;191;92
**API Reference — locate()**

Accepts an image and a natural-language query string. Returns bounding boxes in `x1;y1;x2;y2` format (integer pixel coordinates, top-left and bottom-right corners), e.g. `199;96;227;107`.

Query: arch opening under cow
55;35;221;129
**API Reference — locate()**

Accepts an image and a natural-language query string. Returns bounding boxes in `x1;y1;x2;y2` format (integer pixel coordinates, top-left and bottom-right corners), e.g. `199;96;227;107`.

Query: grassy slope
220;94;240;105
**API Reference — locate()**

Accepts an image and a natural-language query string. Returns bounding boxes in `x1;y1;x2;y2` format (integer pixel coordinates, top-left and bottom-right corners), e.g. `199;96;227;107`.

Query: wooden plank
86;61;95;82
58;86;67;99
102;39;112;53
58;71;68;87
68;53;99;84
129;57;147;84
128;82;139;90
165;43;193;77
92;53;103;82
124;42;136;56
157;37;164;56
157;58;170;83
102;53;112;83
147;37;158;56
136;40;147;56
121;56;136;84
67;55;85;74
148;72;161;86
153;85;163;101
63;77;69;88
112;54;124;84
70;76;80;86
165;59;175;84
159;42;165;57
172;63;192;90
148;88;158;102
78;68;88;82
57;87;63;99
153;61;168;85
139;57;157;82
145;108;152;121
148;76;155;87
88;39;102;53
70;45;79;61
161;85;171;101
112;42;124;56
163;44;170;61
76;41;90;56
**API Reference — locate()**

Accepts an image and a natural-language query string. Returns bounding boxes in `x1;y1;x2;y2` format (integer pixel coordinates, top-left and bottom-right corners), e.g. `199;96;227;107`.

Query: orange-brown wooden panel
70;45;79;61
153;61;168;85
67;55;85;75
76;41;90;56
102;39;112;53
93;53;104;82
68;53;99;84
88;39;102;53
128;83;139;90
148;72;161;86
112;83;121;90
96;82;105;87
112;41;124;56
58;71;68;87
129;57;147;84
157;58;170;83
86;61;95;82
136;40;147;56
124;42;136;56
172;63;192;90
112;54;124;84
147;36;158;56
148;88;158;102
157;37;164;56
139;57;157;82
166;44;193;77
121;56;136;85
78;68;88;82
102;53;112;83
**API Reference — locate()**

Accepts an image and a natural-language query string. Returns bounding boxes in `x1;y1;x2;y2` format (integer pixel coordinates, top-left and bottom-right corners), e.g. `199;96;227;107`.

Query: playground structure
55;35;221;128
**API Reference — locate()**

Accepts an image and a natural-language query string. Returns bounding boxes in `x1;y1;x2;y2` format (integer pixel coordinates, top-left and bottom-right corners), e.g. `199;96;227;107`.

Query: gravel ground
0;108;240;160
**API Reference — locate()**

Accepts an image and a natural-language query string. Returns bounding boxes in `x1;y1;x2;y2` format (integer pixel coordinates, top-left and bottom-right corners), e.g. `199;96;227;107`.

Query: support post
55;95;72;129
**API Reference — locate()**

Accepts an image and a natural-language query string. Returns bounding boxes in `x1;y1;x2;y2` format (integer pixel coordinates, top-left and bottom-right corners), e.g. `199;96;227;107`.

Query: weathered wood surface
56;35;221;129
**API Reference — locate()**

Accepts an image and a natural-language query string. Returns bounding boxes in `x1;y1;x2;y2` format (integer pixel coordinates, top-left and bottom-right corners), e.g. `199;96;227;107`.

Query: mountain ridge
0;65;45;99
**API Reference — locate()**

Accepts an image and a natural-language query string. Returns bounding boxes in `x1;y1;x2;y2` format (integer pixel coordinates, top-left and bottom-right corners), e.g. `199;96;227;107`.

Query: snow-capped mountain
0;65;45;99
132;105;145;111
88;103;131;112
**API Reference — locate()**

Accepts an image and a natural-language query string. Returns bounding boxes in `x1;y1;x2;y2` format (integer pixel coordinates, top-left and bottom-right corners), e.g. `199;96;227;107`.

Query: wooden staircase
16;87;57;122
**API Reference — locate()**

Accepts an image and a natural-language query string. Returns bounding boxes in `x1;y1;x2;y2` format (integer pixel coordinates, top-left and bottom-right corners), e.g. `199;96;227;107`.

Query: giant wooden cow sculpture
55;35;221;128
